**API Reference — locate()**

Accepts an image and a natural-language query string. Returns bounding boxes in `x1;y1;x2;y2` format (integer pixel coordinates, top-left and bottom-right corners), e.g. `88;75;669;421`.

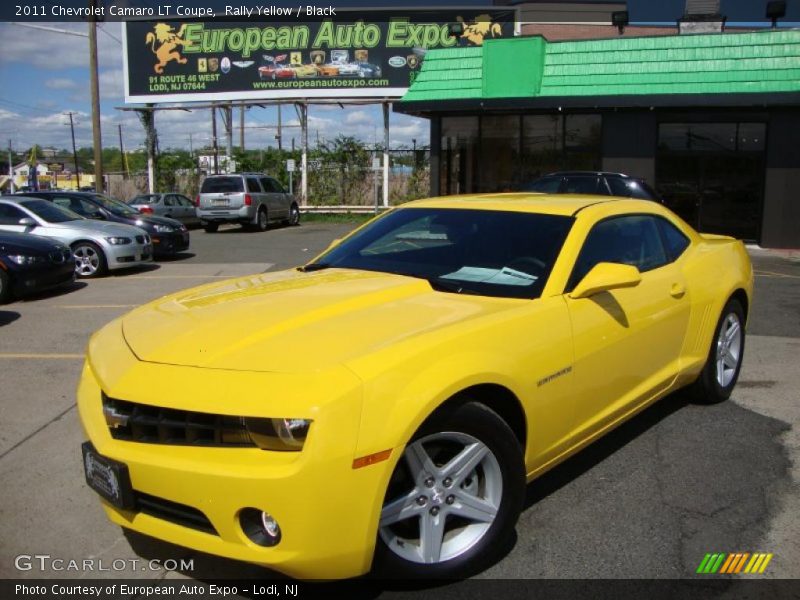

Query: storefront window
520;114;601;185
656;122;766;241
479;116;521;192
441;117;479;196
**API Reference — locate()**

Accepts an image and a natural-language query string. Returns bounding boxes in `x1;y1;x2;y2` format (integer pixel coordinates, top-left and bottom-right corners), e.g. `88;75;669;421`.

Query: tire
286;203;300;226
203;223;219;233
72;241;107;278
0;269;11;304
690;298;746;404
373;401;525;579
256;207;269;232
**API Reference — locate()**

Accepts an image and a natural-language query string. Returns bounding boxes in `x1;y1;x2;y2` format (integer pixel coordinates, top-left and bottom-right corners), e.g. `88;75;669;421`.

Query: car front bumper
104;241;153;271
77;322;391;580
151;230;190;256
8;260;75;296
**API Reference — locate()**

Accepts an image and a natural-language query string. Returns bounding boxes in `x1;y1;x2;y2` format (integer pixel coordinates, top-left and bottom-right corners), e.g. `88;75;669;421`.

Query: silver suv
197;173;300;233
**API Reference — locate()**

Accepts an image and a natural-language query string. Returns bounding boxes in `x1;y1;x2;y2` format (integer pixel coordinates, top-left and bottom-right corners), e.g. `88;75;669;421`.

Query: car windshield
19;199;82;223
522;176;562;193
91;194;139;216
131;194;159;204
315;208;573;299
201;177;244;193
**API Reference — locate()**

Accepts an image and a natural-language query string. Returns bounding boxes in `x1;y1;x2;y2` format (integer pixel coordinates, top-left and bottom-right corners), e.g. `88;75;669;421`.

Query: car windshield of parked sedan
91;194;140;217
19;199;83;223
314;208;573;299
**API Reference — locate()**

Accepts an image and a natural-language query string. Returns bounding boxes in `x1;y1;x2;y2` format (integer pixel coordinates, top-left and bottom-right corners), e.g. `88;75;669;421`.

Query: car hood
133;214;183;228
121;268;516;373
0;231;64;254
57;219;146;237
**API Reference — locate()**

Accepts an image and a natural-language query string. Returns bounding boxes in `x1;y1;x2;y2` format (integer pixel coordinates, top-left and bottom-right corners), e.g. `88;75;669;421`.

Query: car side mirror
18;217;36;229
569;262;641;299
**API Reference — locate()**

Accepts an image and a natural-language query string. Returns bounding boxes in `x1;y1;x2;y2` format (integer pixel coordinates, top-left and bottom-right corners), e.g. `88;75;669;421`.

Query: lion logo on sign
145;23;192;74
457;14;503;46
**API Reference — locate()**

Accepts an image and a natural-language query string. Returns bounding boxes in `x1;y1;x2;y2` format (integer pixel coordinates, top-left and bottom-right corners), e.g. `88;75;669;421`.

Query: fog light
240;508;281;547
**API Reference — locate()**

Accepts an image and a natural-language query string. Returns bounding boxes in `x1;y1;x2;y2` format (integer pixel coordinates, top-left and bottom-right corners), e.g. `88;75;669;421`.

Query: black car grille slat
135;492;217;535
102;394;255;447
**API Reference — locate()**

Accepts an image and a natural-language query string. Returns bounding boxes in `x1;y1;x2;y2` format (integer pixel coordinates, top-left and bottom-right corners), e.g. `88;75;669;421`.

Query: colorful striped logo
696;552;773;574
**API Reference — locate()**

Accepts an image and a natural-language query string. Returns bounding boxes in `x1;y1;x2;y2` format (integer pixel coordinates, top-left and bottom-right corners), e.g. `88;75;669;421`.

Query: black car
19;191;190;257
0;231;75;303
521;171;662;202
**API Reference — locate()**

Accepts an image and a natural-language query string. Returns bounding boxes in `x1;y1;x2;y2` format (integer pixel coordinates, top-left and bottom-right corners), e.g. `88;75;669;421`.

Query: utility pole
118;124;128;179
88;1;103;192
211;106;219;175
7;140;15;194
66;112;81;189
277;105;283;151
239;105;245;152
223;104;233;169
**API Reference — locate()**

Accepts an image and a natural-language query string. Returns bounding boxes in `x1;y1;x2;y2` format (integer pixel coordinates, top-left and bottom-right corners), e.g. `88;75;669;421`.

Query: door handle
670;282;686;298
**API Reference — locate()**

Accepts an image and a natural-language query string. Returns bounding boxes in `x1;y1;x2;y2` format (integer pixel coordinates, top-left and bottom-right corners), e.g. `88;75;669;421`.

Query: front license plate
81;442;135;509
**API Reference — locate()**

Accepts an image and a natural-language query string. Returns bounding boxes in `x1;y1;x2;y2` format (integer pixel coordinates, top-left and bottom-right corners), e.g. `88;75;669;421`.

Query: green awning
398;29;800;109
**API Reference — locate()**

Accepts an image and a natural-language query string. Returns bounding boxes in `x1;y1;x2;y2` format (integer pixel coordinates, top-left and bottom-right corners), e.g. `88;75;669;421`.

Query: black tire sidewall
0;269;11;303
694;298;746;403
204;223;219;233
257;208;268;231
372;401;525;579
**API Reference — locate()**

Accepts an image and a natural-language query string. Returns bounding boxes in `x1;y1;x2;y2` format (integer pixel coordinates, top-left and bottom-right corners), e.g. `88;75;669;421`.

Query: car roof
543;171;634;178
402;193;668;217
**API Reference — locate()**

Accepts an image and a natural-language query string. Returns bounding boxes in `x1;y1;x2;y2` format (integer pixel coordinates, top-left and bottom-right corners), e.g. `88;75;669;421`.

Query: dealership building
396;27;800;247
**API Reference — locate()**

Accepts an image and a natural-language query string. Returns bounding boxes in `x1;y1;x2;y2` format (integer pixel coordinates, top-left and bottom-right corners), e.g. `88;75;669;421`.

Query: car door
564;214;691;439
259;177;287;219
161;194;178;219
269;178;291;218
175;195;196;223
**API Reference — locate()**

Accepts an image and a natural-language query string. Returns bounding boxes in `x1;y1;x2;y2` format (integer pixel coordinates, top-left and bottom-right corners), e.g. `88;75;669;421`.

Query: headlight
7;254;46;265
105;237;132;245
244;418;312;451
153;224;176;233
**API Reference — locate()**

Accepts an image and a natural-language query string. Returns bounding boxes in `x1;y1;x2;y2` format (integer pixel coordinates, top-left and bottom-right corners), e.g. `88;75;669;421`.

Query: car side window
177;195;193;207
0;203;27;225
562;176;602;195
78;198;102;217
51;196;74;210
657;218;691;261
269;178;284;193
246;177;262;193
568;215;669;291
607;178;658;201
164;195;176;206
524;176;561;193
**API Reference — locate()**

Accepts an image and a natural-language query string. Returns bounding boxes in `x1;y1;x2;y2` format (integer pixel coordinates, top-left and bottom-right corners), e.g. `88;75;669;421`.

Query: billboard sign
123;10;514;103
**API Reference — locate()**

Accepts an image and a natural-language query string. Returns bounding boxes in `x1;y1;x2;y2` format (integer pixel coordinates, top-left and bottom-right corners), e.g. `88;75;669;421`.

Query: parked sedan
78;194;751;579
0;231;75;303
127;193;200;227
0;197;152;278
20;192;189;257
521;171;662;201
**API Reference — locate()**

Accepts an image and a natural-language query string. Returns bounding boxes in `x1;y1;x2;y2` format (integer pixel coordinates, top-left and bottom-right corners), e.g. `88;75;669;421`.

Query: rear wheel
203;223;219;233
72;242;107;278
256;207;269;232
373;402;525;579
0;269;11;303
690;298;745;403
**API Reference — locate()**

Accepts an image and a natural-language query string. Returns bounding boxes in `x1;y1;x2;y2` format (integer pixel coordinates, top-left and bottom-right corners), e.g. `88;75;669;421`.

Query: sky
0;0;797;160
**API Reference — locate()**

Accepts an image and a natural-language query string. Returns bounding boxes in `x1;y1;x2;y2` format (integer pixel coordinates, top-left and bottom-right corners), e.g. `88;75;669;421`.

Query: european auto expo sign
123;10;514;102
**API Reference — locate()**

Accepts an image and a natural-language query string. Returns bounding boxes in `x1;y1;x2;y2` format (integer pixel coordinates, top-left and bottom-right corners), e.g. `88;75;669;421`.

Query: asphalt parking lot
0;222;798;588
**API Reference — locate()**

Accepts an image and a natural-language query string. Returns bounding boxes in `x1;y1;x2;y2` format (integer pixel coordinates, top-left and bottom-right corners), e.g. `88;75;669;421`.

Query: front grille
49;248;71;264
102;394;256;447
135;235;145;244
135;491;217;535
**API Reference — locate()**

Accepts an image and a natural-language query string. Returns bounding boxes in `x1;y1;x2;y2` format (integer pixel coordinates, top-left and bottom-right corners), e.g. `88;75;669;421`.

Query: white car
0;196;152;278
333;61;361;76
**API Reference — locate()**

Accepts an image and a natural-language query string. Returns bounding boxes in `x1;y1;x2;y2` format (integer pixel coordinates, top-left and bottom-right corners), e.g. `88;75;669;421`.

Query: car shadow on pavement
111;263;162;277
0;310;20;326
18;280;87;303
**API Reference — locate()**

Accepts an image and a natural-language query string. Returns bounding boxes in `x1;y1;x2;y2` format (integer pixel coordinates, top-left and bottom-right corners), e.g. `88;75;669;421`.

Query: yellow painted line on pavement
60;304;136;309
0;353;84;359
122;274;237;279
754;270;800;279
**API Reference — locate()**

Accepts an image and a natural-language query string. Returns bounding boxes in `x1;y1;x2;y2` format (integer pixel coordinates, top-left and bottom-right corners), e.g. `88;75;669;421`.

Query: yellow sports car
287;63;318;78
78;195;753;579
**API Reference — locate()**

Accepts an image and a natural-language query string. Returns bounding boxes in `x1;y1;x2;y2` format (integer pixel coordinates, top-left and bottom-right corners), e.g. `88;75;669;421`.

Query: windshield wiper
297;262;332;272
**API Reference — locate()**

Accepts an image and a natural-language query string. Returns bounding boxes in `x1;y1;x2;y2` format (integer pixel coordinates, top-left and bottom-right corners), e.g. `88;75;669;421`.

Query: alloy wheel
716;313;742;387
379;432;503;564
73;245;101;277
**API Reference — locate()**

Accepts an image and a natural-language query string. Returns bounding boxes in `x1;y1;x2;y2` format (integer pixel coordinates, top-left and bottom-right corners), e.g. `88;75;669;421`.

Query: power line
98;23;122;45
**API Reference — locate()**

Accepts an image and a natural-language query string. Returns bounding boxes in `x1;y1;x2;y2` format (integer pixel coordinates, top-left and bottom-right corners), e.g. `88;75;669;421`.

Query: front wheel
373;402;525;579
286;203;300;226
690;298;746;403
72;242;107;278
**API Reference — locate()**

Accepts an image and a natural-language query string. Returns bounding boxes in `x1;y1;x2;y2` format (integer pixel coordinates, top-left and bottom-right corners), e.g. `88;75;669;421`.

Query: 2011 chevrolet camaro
78;195;753;579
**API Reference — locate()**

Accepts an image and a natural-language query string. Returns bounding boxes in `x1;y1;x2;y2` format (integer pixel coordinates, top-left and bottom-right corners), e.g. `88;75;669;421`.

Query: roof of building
398;29;800;112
